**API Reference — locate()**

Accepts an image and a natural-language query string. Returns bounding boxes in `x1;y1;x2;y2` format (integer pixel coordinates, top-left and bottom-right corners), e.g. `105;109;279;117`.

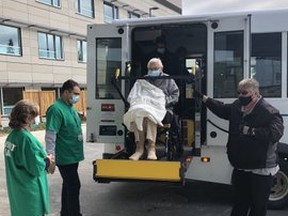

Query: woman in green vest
4;100;54;216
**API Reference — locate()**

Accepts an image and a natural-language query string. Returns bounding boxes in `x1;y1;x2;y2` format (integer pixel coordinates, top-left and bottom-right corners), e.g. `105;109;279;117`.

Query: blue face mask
148;69;161;77
69;95;80;104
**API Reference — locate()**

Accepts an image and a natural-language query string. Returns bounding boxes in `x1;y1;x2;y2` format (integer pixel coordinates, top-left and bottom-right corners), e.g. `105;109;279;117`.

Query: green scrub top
4;129;49;216
46;99;84;165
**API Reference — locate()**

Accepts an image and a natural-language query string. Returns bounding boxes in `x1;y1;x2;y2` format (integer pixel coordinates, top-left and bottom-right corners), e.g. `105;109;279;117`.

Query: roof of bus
110;7;288;27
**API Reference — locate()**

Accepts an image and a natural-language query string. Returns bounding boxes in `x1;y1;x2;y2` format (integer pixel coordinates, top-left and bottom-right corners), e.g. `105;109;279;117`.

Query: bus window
214;31;244;98
251;33;281;97
96;38;121;99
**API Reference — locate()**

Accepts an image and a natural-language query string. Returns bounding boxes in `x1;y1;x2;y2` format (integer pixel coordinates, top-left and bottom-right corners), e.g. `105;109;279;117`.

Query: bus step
93;159;182;182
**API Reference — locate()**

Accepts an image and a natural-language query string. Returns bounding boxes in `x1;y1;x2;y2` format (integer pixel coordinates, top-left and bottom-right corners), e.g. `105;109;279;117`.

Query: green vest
46;99;84;165
4;129;49;216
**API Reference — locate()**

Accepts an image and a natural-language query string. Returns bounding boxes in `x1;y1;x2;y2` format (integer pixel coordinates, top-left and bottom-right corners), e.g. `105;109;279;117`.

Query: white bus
86;9;288;209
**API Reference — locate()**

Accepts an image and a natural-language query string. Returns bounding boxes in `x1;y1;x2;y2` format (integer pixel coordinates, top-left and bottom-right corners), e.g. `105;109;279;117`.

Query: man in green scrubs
45;79;84;216
4;100;52;216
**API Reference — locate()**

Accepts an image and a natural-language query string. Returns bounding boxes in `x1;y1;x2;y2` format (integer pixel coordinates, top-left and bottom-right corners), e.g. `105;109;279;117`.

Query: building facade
0;0;181;117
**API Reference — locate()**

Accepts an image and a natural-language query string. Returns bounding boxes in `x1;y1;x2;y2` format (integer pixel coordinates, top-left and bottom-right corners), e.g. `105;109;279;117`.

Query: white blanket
123;79;166;131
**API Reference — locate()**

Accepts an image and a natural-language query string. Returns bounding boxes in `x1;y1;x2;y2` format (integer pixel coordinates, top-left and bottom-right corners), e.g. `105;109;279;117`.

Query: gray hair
238;78;260;93
147;58;163;69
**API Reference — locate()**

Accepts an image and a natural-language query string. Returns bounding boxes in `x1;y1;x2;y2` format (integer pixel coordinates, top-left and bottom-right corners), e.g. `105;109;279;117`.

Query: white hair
147;58;163;69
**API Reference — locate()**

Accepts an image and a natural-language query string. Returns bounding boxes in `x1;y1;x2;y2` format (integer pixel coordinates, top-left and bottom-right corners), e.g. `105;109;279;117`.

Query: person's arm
45;130;57;174
253;111;284;142
195;91;231;120
45;130;56;156
22;136;47;177
165;79;180;106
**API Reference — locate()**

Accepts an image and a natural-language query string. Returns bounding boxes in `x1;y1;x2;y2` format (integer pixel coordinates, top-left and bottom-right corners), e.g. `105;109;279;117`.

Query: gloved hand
193;89;203;99
240;125;255;136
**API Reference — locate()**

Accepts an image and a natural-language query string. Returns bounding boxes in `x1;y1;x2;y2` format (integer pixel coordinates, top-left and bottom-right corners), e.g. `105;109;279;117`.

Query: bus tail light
201;157;210;163
185;156;193;162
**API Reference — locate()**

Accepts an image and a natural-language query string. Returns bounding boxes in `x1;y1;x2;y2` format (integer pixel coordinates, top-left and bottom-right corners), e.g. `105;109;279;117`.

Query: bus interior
123;23;208;160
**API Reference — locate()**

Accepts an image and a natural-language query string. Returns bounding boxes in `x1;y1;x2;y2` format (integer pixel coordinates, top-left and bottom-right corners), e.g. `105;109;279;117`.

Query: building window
37;0;61;7
38;32;63;60
76;0;94;18
104;2;119;23
2;87;23;116
77;40;87;62
0;24;21;56
129;12;140;19
251;33;281;97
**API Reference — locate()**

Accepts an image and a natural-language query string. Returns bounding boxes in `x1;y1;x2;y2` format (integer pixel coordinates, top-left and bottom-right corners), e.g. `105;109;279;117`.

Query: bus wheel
268;170;288;209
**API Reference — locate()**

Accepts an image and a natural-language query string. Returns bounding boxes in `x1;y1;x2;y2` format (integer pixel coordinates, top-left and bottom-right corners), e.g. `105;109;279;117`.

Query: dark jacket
206;97;284;169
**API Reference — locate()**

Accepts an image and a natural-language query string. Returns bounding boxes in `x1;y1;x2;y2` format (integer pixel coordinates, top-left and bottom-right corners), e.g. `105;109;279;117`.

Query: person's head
9;100;39;129
147;58;163;77
238;78;260;106
61;79;81;105
155;36;166;54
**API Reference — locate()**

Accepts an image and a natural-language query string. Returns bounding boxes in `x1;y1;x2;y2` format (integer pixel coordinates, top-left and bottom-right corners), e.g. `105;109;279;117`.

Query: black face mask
239;95;252;106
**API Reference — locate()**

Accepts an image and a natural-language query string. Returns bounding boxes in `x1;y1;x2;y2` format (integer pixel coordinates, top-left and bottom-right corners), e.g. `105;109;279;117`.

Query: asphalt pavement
1;124;288;216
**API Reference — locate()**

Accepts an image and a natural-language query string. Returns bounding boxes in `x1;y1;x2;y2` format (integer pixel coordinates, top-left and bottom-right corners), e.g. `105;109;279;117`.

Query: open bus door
86;24;128;147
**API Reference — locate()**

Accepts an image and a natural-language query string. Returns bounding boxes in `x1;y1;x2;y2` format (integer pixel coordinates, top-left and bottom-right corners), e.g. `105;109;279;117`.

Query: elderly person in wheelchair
124;58;179;160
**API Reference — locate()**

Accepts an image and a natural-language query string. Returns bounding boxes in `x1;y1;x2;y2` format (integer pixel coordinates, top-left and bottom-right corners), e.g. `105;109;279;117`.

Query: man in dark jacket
199;78;284;216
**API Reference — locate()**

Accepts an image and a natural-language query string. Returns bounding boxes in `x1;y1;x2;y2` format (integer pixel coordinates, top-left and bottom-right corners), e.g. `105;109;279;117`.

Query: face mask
148;69;161;77
69;95;80;104
239;95;252;106
157;48;165;54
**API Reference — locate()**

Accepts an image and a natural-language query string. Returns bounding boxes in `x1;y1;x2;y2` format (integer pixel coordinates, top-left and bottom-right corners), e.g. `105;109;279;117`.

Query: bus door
206;15;250;149
185;15;251;184
86;24;129;151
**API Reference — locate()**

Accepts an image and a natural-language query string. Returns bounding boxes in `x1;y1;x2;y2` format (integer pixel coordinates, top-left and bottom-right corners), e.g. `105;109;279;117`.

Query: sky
182;0;288;15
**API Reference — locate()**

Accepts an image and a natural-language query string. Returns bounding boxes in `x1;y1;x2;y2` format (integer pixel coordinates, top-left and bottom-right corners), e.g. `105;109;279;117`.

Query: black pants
58;163;82;216
230;169;273;216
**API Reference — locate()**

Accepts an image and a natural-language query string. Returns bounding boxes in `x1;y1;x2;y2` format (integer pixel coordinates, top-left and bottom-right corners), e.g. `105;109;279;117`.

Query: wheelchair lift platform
93;159;183;183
